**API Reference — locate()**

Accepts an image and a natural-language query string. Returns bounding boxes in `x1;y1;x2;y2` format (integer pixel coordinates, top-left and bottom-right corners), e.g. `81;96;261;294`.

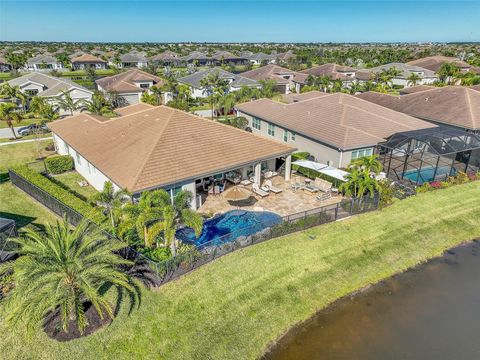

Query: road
0;126;23;139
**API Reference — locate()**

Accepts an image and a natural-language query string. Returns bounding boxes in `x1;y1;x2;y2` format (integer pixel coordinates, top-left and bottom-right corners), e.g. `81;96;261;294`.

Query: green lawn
1;181;480;359
51;171;98;200
0;139;54;175
0;118;38;129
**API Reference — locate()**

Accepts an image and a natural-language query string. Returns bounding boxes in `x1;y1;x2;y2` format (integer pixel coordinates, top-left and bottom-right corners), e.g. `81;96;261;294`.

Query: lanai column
254;163;262;186
285;155;292;181
241;166;249;180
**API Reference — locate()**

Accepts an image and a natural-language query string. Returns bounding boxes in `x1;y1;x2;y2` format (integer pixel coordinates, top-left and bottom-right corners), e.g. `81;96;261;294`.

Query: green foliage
140;246;172;262
291;152;310;161
11;166;106;225
378;179;394;208
45;155;74;174
218;116;249;130
0;218;138;334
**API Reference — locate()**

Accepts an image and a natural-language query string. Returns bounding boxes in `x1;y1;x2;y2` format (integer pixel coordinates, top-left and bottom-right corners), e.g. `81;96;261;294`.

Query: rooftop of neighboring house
236;92;436;151
361;62;437;79
356;86;480;131
178;68;259;89
211;51;244;60
95;69;164;94
119;52;147;62
275;50;296;61
399;85;436;95
8;72;92;97
240;52;276;61
149;50;179;61
300;63;356;80
48;104;295;192
26;54;61;64
406;56;471;73
182;51;210;61
71;54;107;63
239;64;305;85
281;90;329;103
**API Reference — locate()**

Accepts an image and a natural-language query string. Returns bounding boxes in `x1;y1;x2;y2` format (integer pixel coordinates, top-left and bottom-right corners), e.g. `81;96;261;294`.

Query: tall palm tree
437;63;460;84
218;93;236;119
0;83;27;111
82;91;113;116
0;102;23;139
149;85;164;105
92;181;130;228
349;154;383;175
56;91;80;115
258;79;277;98
407;72;422;87
200;71;230;119
0;218;137;334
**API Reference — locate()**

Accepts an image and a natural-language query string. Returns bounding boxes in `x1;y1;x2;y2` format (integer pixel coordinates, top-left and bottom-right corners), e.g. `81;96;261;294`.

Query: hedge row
12;165;106;225
45;155;74;174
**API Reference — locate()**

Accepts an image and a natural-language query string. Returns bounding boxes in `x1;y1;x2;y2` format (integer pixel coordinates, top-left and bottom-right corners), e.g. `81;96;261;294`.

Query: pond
176;210;283;247
264;240;480;360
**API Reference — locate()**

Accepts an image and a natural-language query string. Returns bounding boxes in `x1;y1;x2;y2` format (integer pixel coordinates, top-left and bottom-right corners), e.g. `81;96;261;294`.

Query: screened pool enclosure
377;128;480;185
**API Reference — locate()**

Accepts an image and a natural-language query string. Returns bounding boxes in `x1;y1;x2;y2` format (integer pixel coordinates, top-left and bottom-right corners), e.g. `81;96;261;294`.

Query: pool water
176;210;283;247
402;165;455;184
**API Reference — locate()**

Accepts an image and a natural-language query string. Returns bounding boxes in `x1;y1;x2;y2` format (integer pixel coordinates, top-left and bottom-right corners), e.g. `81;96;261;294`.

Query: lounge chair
291;182;302;191
314;178;333;193
252;183;269;198
265;180;282;194
316;192;332;202
303;183;320;193
264;171;278;179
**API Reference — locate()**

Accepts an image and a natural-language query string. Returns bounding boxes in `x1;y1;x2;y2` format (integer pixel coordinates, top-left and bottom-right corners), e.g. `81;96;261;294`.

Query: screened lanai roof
381;127;480;156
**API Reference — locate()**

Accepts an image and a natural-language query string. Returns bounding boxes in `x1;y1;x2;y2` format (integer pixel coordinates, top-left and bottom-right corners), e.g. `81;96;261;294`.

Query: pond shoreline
261;238;479;359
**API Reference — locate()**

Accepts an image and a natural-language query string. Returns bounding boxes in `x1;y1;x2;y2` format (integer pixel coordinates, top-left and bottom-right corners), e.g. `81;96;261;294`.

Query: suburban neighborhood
1;1;480;359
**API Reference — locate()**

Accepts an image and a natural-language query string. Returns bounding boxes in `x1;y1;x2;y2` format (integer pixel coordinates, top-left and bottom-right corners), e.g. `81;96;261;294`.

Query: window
351;148;373;160
64;143;70;154
291;132;296;141
140;83;150;89
252;117;261;130
283;130;288;142
76;152;81;165
268;123;275;136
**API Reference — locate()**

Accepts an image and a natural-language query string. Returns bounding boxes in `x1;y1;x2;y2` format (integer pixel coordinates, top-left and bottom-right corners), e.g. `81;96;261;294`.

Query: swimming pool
176;210;283;247
402;166;455;184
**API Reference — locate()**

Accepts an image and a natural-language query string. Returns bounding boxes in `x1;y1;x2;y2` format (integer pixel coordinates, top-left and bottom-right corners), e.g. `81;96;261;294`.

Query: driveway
0;126;23;139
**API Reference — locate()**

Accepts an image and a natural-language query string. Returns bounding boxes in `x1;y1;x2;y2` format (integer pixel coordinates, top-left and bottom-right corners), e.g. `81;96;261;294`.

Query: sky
0;0;479;43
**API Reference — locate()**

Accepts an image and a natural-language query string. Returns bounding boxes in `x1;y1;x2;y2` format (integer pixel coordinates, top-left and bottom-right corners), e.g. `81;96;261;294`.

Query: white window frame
252;117;261;130
268;123;275;137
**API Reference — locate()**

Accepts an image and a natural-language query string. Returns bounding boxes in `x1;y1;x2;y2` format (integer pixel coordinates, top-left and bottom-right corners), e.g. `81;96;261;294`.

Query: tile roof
281;90;329;103
149;51;179;61
239;64;304;85
236;92;436;150
406;56;471;72
300;63;356;80
48;104;295;192
71;54;106;63
356;86;480;131
8;73;91;97
399;85;436;95
26;54;60;64
120;52;147;62
95;69;164;94
365;62;437;79
178;68;258;89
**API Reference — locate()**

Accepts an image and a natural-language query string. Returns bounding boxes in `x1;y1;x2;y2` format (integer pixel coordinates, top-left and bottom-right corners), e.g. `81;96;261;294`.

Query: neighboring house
71;54;107;70
0;57;11;72
240;64;305;94
182;51;212;66
356;63;438;87
149;51;180;66
281;90;329;104
48;103;295;209
298;63;357;91
406;56;474;73
25;54;64;72
114;53;148;69
240;51;276;65
236;92;436;168
178;68;260;98
95;69;167;105
275;50;297;63
357;86;480;133
210;51;248;66
7;72;93;112
398;85;436;95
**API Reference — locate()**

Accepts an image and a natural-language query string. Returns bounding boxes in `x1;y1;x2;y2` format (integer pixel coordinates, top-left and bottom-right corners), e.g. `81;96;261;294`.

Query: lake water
264;240;480;360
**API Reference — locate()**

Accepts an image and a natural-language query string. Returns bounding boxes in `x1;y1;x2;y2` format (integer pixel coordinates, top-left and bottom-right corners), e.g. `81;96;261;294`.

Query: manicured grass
51;171;98;200
0;182;58;232
0;139;54;174
1;182;480;359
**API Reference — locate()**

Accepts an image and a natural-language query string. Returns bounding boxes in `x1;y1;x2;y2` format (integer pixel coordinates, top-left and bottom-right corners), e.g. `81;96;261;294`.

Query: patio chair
264;171;278;179
214;185;220;195
208;186;214;195
252;183;269;198
316;192;332;202
303;183;320;193
265;180;282;194
314;178;333;193
291;182;302;192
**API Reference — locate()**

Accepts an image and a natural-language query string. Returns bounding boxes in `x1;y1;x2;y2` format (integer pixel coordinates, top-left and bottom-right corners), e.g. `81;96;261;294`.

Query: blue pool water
176;210;283;247
403;166;455;184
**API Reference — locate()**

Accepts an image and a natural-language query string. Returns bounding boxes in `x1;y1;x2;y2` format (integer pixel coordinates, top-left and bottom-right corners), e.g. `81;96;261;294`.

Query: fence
9;166;379;287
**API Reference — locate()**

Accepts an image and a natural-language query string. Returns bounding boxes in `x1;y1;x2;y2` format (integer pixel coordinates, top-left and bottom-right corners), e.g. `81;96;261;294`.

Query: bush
292;152;310;161
11;166;106;225
45;155;74;174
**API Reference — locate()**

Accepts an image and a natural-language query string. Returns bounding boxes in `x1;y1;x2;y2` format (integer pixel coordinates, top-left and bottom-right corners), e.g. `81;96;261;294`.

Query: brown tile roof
71;54;106;63
399;85;436;95
406;56;471;73
49;105;295;192
95;69;164;94
239;64;304;85
149;51;179;61
300;63;356;80
281;90;329;103
356;86;480;131
236;93;436;150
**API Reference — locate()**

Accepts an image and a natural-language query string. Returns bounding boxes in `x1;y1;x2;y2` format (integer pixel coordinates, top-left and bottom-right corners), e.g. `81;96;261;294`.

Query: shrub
456;172;469;184
292;152;310;161
378;179;394;208
416;183;431;193
467;172;477;181
11;166;106;225
45;155;74;174
140;246;172;262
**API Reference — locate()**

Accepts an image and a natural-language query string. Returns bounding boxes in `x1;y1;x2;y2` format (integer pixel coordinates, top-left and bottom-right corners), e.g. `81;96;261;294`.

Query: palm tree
56;91;80;115
82;91;113;116
149;85;164;105
0;83;27;111
407;72;422;87
218;93;236;119
0;218;137;334
349;154;383;175
92;181;130;228
119;190;165;248
200;71;230;119
339;167;380;199
437;63;460;84
153;189;203;255
258;79;277;98
0;102;23;139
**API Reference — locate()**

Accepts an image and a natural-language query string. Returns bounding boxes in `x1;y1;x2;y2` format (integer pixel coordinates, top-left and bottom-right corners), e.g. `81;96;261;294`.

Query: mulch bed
43;302;112;342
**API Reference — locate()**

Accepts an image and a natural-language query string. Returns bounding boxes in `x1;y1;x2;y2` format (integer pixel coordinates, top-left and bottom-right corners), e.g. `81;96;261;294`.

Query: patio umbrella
224;186;257;207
